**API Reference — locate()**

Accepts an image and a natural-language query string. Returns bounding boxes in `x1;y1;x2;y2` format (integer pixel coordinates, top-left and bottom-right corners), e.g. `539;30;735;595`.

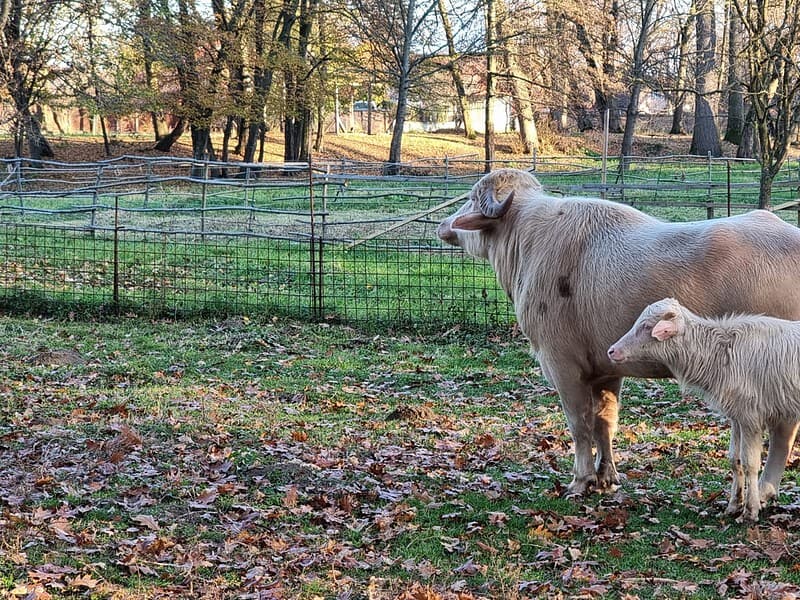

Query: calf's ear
651;319;678;341
452;212;495;231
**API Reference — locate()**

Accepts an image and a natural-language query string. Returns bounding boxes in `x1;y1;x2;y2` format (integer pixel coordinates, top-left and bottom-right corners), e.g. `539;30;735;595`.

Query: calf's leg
725;420;745;516
759;420;800;506
740;425;763;521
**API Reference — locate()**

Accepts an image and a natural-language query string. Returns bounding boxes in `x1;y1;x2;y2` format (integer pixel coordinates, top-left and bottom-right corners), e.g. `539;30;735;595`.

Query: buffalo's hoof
595;468;621;491
759;482;778;507
724;501;743;517
739;507;760;523
564;476;597;498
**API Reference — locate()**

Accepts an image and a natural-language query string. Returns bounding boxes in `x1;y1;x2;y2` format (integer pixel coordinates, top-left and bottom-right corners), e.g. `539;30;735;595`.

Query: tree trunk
577;110;594;131
437;0;475;139
384;0;416;175
484;0;496;172
724;3;744;144
386;74;410;175
670;12;692;134
597;91;622;133
689;0;722;157
736;105;757;159
24;108;54;160
154;117;186;151
313;104;325;152
620;84;641;162
99;115;111;157
221;115;235;162
620;0;656;164
758;164;774;210
190;125;219;177
496;0;538;154
690;96;722;156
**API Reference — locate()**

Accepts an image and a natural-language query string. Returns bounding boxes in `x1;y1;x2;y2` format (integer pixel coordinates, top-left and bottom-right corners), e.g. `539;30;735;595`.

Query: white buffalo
437;168;800;495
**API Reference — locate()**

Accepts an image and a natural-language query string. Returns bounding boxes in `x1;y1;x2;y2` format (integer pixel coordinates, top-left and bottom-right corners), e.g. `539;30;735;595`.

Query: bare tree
495;0;539;155
668;9;692;134
0;0;72;159
724;0;745;144
345;0;481;174
553;0;625;133
689;0;722;156
436;0;475;139
620;0;662;162
732;0;800;208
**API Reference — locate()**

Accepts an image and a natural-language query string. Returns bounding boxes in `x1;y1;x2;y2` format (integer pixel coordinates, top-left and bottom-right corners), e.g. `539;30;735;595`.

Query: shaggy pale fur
609;298;800;520
437;168;800;496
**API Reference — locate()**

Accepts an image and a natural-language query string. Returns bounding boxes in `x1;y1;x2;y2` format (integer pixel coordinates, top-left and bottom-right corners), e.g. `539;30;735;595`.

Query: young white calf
607;298;800;521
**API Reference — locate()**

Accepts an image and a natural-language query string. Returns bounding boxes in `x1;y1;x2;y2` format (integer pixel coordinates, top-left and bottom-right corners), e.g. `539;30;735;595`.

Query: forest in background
0;0;799;206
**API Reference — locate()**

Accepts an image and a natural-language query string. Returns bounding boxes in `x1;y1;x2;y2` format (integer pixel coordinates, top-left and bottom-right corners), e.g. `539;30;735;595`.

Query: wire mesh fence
0;154;798;329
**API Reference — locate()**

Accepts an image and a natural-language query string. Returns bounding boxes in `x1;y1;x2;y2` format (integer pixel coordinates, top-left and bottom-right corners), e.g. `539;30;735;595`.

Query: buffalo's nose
437;220;455;244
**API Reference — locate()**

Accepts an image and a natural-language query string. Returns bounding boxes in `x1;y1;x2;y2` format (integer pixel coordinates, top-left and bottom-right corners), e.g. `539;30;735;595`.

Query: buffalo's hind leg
593;381;621;490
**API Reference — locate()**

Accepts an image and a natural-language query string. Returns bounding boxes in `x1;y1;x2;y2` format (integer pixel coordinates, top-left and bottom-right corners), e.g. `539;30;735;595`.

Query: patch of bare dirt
3;127;796;165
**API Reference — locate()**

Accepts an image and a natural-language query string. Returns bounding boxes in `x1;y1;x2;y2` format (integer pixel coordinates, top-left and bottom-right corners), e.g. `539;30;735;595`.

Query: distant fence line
0;154;799;328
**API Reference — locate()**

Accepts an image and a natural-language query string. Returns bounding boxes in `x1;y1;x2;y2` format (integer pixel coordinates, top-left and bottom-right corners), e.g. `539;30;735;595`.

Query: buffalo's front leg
546;364;600;496
593;382;621;490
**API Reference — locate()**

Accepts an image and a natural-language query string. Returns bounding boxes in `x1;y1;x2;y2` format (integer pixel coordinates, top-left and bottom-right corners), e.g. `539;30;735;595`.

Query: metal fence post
308;162;322;320
246;165;255;232
201;162;208;240
706;151;714;219
113;194;120;315
726;160;731;217
91;164;104;232
144;160;152;207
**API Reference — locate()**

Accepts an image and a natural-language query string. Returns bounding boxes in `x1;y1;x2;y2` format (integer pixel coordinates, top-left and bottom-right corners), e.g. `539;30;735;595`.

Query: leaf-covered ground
0;315;798;599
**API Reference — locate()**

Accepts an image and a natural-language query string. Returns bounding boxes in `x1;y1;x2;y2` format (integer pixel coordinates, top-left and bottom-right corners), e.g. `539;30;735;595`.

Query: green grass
0;222;512;327
0;314;797;599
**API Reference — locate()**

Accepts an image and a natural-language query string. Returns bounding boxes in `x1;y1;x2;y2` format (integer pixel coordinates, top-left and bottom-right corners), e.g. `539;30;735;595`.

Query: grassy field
2;133;800;598
0;314;798;599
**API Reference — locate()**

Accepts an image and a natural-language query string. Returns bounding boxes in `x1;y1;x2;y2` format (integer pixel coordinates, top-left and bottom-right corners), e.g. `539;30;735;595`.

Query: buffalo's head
437;169;542;258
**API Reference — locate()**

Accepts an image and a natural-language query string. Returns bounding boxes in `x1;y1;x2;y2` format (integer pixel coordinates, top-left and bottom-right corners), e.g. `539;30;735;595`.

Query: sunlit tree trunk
670;13;693;134
689;0;722;156
385;0;416;175
484;0;496;172
437;0;474;139
724;2;744;144
620;0;658;165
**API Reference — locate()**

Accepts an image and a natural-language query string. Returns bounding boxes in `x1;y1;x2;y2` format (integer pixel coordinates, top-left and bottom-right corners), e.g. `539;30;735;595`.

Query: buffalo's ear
451;212;496;231
651;319;678;341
